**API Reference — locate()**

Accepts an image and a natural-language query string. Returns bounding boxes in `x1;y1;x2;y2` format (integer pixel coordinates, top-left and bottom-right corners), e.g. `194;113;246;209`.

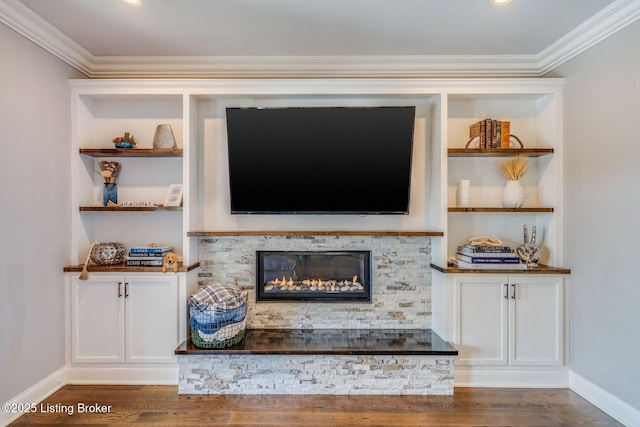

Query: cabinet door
125;275;179;364
454;276;508;366
509;277;563;366
71;276;125;363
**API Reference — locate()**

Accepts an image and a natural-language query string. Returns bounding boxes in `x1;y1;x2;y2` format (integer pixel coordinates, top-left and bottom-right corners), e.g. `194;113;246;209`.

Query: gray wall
550;20;640;411
0;23;85;403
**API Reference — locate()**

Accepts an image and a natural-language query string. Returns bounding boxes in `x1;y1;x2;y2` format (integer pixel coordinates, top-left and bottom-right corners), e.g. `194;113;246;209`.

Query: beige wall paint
0;22;85;403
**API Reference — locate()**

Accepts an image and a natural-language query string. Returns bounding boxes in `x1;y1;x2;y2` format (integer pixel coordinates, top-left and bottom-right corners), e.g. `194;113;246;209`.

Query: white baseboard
570;371;640;427
64;365;178;385
0;367;67;427
454;365;570;388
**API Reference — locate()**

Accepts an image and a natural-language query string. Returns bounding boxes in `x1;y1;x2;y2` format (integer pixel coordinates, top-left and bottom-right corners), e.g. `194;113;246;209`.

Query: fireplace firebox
256;251;371;302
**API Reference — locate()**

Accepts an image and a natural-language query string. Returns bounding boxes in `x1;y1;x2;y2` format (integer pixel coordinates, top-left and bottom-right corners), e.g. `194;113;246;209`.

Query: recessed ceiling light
492;0;514;5
123;0;142;6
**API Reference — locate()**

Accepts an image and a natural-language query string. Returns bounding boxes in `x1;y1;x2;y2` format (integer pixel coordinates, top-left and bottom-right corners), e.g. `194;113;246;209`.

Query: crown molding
2;0;639;79
537;0;640;75
88;54;540;79
0;0;93;76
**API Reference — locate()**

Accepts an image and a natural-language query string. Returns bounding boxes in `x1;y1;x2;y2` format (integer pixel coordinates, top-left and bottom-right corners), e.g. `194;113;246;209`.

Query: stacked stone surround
197;235;433;329
180;234;454;395
178;354;454;395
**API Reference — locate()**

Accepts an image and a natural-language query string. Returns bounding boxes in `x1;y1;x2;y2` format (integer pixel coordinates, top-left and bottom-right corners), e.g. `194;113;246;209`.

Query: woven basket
191;325;246;349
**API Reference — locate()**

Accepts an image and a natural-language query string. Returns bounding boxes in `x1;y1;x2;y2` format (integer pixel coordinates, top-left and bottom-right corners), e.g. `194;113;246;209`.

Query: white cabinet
453;275;563;367
70;274;180;364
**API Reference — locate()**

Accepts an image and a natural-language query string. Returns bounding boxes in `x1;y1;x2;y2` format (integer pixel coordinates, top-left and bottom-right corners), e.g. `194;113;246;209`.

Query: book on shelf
127;255;167;261
126;251;170;258
469;120;487;149
455;254;521;264
490;119;498;148
458;244;514;253
125;259;164;267
499;121;511;148
129;246;173;254
453;259;527;270
468;119;511;149
458;250;515;258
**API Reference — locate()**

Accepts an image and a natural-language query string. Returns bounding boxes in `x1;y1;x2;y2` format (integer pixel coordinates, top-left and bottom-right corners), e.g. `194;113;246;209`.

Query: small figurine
162;252;179;273
516;225;540;267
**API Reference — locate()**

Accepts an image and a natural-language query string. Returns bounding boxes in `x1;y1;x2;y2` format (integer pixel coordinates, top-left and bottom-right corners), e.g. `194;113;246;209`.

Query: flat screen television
225;106;416;214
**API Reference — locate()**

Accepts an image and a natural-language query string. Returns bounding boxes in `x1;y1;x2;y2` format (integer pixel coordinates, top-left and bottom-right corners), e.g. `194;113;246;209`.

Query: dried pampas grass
500;156;527;180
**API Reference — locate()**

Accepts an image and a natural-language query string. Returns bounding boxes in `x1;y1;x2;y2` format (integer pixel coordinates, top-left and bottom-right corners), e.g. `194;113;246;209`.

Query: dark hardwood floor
9;385;620;426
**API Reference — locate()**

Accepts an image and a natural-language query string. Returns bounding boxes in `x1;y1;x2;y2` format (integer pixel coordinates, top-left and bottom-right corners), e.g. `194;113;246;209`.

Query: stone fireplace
256;250;372;302
179;233;456;395
197;234;432;329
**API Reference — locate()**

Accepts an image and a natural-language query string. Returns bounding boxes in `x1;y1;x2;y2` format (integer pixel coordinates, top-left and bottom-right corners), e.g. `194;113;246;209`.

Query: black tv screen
225;106;416;214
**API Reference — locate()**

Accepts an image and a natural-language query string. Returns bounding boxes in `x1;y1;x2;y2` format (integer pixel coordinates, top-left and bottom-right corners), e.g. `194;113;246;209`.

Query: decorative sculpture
516;225;540;267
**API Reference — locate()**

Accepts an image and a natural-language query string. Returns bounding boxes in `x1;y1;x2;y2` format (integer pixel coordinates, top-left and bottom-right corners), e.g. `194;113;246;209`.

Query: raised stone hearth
177;329;457;395
184;233;456;394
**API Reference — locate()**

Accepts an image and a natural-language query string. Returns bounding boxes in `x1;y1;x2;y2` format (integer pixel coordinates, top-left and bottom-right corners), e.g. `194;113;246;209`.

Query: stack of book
125;245;173;267
454;244;526;270
469;119;510;149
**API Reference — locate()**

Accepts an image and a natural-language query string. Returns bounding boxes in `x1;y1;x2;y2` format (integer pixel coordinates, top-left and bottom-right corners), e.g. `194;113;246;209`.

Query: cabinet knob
125;282;129;298
504;283;509;299
118;281;122;298
511;283;516;300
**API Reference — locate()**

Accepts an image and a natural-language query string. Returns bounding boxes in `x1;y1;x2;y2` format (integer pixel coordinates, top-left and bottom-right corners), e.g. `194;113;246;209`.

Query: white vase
152;124;177;149
457;179;470;207
502;180;524;208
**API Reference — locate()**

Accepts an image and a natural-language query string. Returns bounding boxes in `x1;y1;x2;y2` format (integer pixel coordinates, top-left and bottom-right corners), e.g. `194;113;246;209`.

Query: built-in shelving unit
63;78;570;386
429;87;568;274
68;88;199;269
430;83;569;386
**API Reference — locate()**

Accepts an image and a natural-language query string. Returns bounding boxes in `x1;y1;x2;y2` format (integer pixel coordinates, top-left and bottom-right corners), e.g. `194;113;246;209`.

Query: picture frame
163;184;183;207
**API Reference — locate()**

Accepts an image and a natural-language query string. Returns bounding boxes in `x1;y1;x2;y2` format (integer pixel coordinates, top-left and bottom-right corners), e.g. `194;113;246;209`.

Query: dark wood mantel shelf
176;328;458;356
188;230;444;237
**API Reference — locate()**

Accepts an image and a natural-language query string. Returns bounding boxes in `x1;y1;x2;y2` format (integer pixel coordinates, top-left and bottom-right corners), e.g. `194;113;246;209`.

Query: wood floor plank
8;386;621;426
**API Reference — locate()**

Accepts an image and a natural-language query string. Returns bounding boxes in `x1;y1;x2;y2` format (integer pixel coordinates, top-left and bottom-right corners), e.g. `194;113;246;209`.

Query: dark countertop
176;328;458;356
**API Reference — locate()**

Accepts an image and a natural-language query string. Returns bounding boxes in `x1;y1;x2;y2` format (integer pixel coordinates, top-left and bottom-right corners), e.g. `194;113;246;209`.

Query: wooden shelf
79;148;183;157
448;148;554;157
63;262;199;273
187;230;444;237
448;207;554;213
431;263;570;275
80;205;182;212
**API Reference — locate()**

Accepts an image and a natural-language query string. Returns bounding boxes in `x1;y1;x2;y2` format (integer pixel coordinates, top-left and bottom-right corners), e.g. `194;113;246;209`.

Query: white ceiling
2;0;640;78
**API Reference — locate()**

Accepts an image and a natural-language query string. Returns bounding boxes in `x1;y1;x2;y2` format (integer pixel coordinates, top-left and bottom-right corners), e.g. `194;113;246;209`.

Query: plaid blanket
188;283;248;314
